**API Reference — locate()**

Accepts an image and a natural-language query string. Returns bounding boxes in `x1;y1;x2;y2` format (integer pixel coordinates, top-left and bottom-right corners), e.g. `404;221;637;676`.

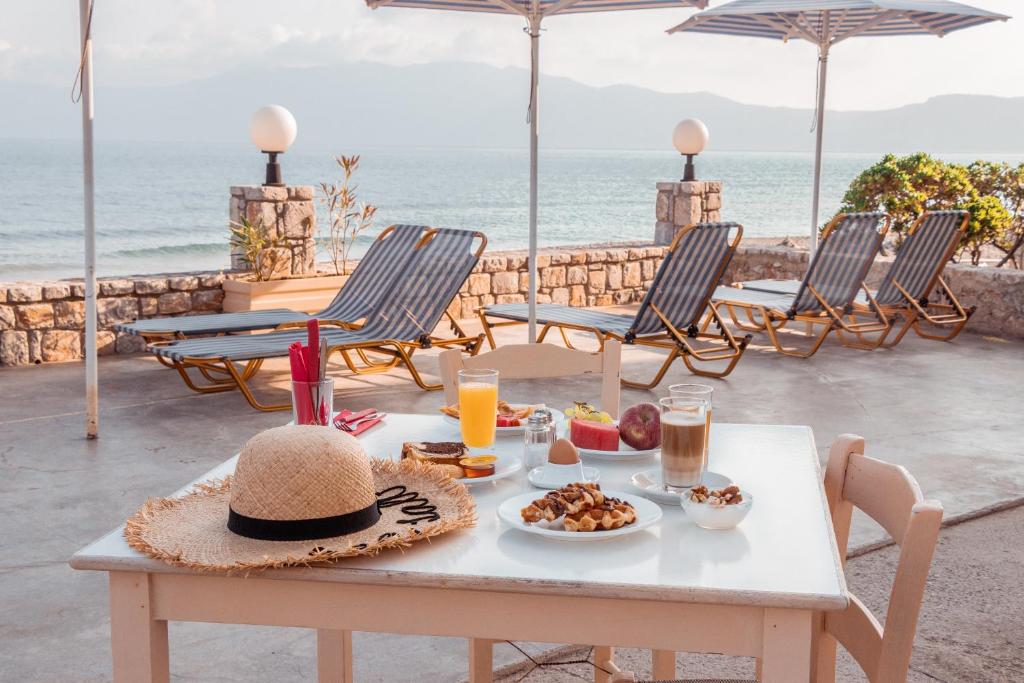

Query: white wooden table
71;417;847;683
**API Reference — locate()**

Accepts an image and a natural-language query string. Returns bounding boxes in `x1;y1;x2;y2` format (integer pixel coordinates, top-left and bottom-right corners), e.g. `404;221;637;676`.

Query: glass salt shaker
523;409;556;469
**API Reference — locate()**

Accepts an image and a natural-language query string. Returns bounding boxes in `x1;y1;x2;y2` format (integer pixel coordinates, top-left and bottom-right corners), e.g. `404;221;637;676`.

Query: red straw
289;342;314;423
306;319;321;382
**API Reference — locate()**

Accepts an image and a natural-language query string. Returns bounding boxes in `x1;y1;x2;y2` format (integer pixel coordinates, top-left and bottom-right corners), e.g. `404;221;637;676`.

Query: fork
337;412;386;432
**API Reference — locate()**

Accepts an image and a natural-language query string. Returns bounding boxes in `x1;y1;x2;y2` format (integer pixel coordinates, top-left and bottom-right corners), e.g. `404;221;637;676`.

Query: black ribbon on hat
227;501;381;541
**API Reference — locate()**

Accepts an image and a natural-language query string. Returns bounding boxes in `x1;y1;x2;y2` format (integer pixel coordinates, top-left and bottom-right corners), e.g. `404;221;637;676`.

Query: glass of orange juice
458;369;499;449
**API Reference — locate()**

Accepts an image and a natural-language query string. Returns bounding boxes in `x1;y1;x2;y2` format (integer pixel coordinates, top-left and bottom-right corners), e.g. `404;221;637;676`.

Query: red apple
618;403;661;450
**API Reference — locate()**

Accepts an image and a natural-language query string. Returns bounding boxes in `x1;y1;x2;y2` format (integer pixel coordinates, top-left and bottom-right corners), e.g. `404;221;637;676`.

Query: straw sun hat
125;425;477;572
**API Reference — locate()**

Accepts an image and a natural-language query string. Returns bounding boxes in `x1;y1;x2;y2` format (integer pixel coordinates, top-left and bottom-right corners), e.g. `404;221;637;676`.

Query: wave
107;242;226;258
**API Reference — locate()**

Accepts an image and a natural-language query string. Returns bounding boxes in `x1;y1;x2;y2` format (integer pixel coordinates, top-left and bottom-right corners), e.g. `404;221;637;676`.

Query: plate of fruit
440;401;565;433
566;402;661;460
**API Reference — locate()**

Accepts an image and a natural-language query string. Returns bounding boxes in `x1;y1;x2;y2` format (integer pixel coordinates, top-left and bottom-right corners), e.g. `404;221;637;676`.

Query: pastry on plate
520;482;606;523
439;401;536;425
563;497;637;532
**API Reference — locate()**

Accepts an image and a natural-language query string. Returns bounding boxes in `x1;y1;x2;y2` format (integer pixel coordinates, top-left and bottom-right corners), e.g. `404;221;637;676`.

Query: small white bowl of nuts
681;484;752;530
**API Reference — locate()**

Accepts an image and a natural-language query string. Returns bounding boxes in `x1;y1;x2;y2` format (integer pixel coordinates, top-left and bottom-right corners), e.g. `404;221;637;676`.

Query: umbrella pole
527;16;541;343
79;0;99;438
810;42;829;255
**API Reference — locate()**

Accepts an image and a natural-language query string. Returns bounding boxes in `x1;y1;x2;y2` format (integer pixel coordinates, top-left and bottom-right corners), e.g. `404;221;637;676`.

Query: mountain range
2;60;1021;153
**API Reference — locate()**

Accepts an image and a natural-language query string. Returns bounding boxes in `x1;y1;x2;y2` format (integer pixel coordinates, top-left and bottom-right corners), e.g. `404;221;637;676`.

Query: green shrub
838;153;1017;266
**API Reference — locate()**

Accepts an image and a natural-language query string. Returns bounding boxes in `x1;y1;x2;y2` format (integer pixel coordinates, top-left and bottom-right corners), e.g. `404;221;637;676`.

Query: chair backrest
822;435;943;683
631;222;742;336
874;211;968;306
317;224;427;320
358;227;487;342
438;341;622;419
791;213;889;314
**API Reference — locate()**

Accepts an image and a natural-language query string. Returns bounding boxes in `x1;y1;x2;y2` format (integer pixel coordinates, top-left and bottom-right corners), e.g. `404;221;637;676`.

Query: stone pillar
229;185;317;277
654;180;723;246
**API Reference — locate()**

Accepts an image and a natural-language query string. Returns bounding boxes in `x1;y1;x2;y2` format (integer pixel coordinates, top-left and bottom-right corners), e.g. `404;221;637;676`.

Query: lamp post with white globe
250;105;297;187
672;118;709;182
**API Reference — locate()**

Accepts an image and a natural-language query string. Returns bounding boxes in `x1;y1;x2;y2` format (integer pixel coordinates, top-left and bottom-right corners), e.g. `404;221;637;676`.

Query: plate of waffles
497;483;662;541
440;401;565;434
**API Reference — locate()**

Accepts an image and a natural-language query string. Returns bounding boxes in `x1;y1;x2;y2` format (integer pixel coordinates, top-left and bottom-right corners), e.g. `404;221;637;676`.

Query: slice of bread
401;441;470;467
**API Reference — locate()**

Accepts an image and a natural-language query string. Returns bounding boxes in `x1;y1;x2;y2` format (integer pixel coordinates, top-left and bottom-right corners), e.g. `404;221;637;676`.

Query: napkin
333;409;383;436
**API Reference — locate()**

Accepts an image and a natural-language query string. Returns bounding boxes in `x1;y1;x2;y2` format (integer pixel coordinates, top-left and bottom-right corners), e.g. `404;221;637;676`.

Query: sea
1;139;1020;282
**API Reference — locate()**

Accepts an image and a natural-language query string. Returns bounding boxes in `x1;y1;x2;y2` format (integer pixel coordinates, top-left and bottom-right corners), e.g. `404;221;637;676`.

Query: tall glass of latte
659;396;708;491
668;383;713;469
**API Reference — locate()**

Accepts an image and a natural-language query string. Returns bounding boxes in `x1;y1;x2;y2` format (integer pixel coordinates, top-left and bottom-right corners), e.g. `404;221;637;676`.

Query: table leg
593;646;614;683
469;638;494;683
109;572;169;683
651;649;676;679
317;629;353;683
760;608;812;682
810;611;836;683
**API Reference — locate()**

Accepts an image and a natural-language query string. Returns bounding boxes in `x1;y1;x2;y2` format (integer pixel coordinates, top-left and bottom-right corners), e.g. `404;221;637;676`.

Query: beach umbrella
668;0;1010;252
75;0;99;438
366;0;707;341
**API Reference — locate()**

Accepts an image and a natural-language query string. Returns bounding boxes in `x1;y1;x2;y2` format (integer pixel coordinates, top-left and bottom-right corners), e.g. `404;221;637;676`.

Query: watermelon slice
570;419;620;451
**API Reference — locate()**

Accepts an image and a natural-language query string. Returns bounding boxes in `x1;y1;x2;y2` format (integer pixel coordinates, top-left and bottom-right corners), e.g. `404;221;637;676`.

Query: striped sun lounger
480;222;751;387
116;224;426;341
712;212;890;357
726;211;973;347
151;227;487;411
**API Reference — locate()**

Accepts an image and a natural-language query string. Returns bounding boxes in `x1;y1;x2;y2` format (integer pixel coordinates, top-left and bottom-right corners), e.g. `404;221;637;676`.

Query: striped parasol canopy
668;0;1010;252
671;0;1008;39
369;0;703;13
368;0;707;341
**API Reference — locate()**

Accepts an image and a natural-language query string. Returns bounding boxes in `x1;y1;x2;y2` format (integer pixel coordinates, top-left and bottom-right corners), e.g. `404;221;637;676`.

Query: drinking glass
458;369;499;449
668;383;714;468
292;378;334;426
659;396;708;491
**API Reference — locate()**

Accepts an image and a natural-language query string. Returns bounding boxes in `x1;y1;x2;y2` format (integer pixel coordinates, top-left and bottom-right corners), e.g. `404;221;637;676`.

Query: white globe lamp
250;105;298;187
672;118;709;181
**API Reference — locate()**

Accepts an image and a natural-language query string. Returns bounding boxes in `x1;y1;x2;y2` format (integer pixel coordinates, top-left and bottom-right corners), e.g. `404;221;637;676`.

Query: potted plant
222;155;376;313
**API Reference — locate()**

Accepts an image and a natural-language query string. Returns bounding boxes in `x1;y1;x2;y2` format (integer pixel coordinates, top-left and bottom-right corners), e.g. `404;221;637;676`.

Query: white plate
630;469;731;505
528;465;601;489
497;490;662;541
443;405;565;435
457;455;523;486
576;442;659;461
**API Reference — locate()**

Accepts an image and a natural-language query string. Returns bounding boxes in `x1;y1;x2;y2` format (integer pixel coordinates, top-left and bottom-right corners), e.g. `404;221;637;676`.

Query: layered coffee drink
660;403;707;490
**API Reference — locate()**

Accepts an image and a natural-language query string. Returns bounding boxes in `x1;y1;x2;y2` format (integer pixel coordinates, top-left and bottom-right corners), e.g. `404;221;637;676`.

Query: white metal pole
527;16;540;343
80;0;99;438
809;39;829;255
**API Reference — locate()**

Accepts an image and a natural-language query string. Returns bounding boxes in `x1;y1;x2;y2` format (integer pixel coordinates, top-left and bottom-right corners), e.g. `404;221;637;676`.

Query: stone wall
654;180;723;246
2;243;1022;366
0;274;227;365
229;185;317;277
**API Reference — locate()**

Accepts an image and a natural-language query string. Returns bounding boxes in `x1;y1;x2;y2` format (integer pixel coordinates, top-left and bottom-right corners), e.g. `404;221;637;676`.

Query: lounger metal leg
222;360;292;412
172;362;238;394
477;310;498;350
762;317;833;358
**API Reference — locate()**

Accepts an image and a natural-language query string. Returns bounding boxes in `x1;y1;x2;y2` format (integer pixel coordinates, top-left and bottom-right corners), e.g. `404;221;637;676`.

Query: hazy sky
2;0;1018;111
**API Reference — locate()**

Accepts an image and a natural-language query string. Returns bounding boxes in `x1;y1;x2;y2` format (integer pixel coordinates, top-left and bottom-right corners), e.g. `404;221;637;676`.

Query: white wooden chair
634;435;943;683
439;340;621;419
440;341;621;683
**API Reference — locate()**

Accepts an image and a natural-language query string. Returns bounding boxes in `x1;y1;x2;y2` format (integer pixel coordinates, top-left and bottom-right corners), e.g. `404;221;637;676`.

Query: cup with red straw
289;319;331;425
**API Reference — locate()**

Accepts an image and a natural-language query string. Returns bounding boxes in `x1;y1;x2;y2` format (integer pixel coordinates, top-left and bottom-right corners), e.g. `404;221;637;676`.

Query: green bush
838;153;1021;267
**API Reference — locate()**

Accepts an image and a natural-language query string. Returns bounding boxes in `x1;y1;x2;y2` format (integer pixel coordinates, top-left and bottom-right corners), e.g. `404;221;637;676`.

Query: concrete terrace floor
1;305;1022;682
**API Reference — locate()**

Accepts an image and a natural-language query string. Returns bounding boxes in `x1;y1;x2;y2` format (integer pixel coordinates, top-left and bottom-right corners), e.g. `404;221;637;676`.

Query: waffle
519;483;634;533
520;482;606;523
563;497;637;532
